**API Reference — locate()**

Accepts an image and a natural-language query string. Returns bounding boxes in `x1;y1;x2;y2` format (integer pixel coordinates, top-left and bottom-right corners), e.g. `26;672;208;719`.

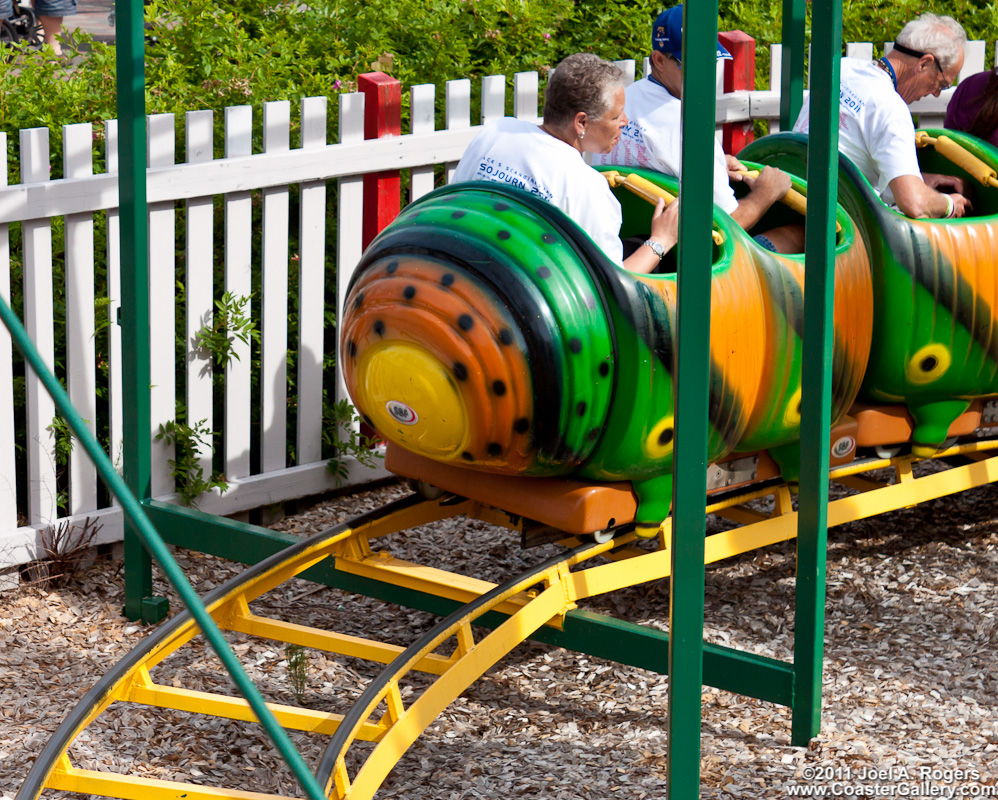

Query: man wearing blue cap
596;5;801;252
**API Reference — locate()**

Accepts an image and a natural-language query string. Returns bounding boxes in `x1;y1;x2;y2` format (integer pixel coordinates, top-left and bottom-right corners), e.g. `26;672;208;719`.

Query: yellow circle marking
783;387;802;428
357;342;469;458
905;343;950;385
645;415;675;459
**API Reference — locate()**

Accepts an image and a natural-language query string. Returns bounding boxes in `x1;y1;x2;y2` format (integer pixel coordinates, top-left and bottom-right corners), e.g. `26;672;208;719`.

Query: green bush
4;0;998;158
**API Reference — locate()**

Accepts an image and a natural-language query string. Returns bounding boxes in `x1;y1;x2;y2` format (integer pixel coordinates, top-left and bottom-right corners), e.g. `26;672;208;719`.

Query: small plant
325;399;383;486
156;417;229;507
49;414;76;514
285;641;310;704
22;516;105;587
192;292;259;370
49;413;99;516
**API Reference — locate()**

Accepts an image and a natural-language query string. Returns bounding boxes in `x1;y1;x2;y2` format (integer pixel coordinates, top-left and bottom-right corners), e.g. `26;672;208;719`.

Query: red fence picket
719;30;756;155
359;72;403;249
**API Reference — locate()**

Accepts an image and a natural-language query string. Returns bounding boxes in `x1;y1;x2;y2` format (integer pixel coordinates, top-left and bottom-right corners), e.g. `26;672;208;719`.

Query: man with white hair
793;12;972;219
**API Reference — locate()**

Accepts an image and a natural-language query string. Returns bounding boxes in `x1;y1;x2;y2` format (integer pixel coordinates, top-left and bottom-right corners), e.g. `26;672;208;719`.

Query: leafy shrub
156;416;228;507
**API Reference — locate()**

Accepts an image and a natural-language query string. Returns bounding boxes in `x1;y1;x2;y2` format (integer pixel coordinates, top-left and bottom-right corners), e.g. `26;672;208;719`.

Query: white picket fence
1;41;995;569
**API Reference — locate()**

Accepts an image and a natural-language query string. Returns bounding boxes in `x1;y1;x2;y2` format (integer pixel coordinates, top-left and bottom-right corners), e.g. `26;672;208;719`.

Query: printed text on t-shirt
839;85;866;117
474;158;553;201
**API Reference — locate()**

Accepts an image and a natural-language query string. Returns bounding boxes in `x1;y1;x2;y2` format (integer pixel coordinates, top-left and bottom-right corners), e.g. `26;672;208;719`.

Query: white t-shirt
593;78;739;215
793;57;921;201
452;117;624;263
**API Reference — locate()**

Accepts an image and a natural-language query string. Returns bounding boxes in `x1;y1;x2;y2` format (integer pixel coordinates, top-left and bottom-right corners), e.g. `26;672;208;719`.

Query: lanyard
876;57;899;91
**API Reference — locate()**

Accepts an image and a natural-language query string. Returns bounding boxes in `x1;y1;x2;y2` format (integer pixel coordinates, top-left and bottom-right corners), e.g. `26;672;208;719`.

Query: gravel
1;471;996;799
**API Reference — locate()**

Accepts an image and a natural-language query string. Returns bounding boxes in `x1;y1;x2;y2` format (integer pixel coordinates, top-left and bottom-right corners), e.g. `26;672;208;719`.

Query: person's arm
888;174;972;219
923;172;973;198
729;166;793;232
623;198;680;274
868;99;972;219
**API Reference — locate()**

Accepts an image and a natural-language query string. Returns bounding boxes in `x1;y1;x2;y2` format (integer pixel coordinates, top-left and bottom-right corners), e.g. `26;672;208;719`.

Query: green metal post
0;295;329;800
779;0;806;130
667;4;717;797
792;0;842;746
116;0;157;620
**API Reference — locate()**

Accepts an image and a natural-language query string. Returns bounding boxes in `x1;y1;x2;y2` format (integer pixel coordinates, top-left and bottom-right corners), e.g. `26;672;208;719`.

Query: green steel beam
143;501;796;705
669;3;718;797
330;568;796;707
780;0;807;129
0;290;329;800
116;0;156;621
793;0;842;746
144;499;300;562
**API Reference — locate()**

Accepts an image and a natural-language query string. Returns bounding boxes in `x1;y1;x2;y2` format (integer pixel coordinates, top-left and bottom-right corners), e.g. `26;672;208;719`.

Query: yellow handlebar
916;132;998;188
735;169;842;233
603;170;725;246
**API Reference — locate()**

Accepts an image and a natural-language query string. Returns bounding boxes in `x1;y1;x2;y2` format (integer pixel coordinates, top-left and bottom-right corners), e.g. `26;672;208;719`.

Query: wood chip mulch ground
1;470;996;798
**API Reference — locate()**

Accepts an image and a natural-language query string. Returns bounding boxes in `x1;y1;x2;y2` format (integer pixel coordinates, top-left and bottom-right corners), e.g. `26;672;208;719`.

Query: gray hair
897;13;967;71
543;53;626;127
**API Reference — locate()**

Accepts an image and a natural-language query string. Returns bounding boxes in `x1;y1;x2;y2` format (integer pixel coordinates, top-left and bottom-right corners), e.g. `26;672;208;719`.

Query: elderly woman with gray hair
453;53;679;274
793;12;972;219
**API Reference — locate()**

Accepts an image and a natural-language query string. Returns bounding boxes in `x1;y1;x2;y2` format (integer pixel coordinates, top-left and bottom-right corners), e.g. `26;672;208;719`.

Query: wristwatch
642;239;667;260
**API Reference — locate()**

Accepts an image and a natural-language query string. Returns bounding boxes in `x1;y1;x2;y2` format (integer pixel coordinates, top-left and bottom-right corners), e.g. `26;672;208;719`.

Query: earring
579;130;586;140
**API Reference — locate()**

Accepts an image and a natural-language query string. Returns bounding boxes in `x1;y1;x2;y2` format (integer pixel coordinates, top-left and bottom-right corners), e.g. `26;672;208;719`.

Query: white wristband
944;194;955;218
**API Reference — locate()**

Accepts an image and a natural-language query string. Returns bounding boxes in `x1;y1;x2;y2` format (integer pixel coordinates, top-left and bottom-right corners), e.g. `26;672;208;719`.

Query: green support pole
792;0;842;746
116;0;159;621
0;294;329;800
667;4;717;797
779;0;806;130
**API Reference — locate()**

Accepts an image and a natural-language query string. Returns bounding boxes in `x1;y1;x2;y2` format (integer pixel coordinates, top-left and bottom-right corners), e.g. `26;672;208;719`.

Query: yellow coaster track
17;441;998;799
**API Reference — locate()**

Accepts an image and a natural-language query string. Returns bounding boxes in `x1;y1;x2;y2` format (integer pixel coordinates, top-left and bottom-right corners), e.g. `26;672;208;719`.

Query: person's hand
621;197;679;274
924;172;973;197
744;165;792;203
649;196;680;251
949;193;973;218
726;153;748;181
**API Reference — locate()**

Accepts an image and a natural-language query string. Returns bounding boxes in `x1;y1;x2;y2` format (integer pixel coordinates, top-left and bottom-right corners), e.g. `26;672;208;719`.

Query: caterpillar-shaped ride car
340;128;998;535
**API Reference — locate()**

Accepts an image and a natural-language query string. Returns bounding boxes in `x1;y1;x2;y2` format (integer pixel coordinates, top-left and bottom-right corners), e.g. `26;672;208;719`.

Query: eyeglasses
666;52;682;68
928;53;953;90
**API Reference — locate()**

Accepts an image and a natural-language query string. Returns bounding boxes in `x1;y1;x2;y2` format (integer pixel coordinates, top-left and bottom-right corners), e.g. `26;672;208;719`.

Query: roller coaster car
740;130;998;456
341;130;998;535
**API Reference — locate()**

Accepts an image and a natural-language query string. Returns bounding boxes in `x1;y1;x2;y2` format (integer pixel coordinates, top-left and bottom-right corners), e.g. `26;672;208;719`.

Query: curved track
16;491;644;800
17;437;998;799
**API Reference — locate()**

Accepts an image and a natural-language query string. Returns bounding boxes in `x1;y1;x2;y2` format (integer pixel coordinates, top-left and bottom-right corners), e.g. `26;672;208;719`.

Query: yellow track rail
18;441;998;799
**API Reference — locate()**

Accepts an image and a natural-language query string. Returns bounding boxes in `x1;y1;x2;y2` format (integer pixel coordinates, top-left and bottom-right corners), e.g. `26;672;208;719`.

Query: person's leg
38;14;63;53
33;0;76;54
0;0;13;21
755;224;807;254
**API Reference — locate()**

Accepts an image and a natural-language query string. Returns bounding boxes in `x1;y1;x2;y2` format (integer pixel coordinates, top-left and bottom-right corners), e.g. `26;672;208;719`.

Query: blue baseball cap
652;5;732;64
